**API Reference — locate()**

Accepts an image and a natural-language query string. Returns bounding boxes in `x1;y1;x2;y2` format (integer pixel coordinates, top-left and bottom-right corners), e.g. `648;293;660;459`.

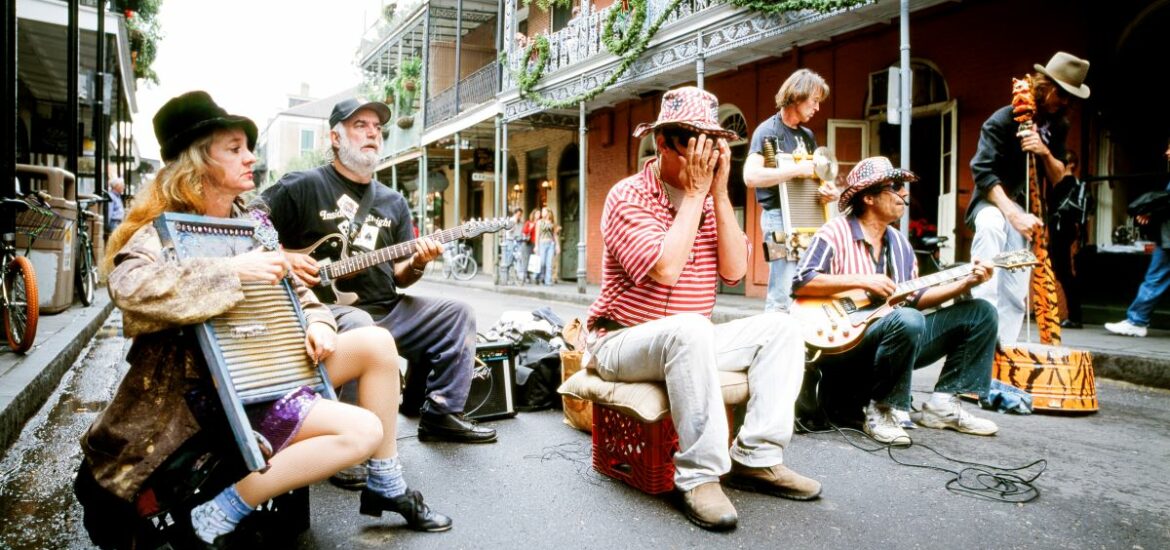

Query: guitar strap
345;183;378;244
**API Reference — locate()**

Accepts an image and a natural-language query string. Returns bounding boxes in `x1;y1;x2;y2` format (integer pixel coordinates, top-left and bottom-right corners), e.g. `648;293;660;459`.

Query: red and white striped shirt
587;160;741;330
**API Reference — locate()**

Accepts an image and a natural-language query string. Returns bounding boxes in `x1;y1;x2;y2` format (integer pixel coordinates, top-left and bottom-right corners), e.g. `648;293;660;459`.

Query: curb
0;299;114;453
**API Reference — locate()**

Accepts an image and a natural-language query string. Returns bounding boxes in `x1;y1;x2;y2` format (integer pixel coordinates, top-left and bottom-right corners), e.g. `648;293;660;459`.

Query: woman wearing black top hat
78;91;450;547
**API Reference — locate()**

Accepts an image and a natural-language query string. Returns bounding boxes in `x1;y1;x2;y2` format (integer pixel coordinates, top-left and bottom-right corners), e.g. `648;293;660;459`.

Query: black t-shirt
261;164;414;305
748;113;818;210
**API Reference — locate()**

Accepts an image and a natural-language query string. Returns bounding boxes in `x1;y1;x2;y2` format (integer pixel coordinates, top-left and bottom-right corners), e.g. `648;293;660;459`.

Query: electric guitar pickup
790;249;1037;354
289;217;513;305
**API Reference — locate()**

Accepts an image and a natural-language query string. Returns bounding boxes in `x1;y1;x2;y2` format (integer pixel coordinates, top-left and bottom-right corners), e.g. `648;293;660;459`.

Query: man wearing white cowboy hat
585;86;819;531
968;51;1090;344
793;156;1000;445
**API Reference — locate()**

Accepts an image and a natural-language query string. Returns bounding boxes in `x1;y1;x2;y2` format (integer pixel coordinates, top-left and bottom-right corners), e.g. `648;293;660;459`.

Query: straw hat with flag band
633;86;738;140
837;156;919;213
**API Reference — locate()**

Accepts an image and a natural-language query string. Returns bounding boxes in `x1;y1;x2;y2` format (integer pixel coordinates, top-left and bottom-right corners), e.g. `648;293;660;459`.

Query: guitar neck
891;264;975;300
324;227;465;279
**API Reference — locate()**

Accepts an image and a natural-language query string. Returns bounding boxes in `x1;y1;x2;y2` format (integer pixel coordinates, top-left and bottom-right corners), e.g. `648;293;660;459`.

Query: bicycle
75;194;110;306
2;192;53;353
442;240;478;281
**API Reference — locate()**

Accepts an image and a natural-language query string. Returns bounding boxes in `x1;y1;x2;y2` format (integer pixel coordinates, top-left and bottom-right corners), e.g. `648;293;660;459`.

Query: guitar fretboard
323;226;467;279
893;264;975;298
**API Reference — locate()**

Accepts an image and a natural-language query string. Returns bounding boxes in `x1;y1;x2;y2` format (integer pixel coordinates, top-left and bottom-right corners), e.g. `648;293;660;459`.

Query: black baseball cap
329;98;391;128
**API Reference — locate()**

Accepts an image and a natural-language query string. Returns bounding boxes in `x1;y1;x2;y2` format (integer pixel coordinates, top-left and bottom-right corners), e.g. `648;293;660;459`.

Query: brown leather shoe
724;462;822;501
677;482;737;531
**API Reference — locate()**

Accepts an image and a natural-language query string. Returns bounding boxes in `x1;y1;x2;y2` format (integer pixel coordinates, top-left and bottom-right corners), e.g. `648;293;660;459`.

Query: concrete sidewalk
434;271;1170;390
0;292;113;453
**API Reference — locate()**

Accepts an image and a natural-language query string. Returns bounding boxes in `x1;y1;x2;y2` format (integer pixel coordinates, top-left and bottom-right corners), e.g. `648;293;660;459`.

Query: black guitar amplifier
466;341;517;421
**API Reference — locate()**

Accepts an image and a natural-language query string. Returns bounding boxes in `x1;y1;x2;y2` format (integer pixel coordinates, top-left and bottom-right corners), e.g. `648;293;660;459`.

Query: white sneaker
892;408;917;430
1104;320;1147;338
912;395;998;436
863;402;911;445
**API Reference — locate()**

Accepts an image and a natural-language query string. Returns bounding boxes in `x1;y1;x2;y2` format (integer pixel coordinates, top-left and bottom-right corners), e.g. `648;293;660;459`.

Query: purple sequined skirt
257;386;320;454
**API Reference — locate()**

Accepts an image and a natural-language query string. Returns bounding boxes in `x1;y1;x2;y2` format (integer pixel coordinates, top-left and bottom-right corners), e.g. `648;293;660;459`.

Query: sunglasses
882;181;907;193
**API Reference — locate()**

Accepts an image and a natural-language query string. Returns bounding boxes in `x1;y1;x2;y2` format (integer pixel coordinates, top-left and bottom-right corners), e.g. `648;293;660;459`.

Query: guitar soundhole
840;298;857;313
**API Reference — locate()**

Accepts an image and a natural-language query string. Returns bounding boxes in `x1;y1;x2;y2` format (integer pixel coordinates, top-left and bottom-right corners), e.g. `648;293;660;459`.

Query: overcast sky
132;0;386;160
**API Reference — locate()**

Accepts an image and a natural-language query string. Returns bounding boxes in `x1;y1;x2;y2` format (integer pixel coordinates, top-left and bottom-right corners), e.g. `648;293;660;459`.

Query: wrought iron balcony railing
425;63;499;128
501;0;723;91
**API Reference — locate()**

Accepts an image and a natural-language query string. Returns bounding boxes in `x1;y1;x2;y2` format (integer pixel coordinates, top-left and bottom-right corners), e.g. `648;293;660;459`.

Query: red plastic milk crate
591;405;679;494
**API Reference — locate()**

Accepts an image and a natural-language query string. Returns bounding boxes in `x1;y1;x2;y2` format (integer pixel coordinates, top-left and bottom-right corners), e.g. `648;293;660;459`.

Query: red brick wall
583;0;1090;292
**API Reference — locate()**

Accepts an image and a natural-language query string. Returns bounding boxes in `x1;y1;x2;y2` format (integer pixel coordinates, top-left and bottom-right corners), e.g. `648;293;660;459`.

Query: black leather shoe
1060;319;1083;329
329;464;367;490
359;488;453;532
417;412;498;443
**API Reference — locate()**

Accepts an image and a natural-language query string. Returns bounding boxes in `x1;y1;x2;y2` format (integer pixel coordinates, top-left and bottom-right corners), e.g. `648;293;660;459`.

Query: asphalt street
1;280;1168;549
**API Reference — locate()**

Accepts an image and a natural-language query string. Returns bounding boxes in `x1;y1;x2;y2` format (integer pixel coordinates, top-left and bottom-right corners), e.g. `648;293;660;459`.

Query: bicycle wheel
452;255;478;281
76;236;96;306
3;255;40;353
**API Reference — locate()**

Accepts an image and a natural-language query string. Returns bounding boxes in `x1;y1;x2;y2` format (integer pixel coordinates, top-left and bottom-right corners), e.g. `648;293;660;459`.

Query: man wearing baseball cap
260;98;496;470
584;86;820;531
793;156;1000;445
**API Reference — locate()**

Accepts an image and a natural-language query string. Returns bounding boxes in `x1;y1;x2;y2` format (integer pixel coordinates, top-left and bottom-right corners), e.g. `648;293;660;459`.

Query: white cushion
557;369;748;423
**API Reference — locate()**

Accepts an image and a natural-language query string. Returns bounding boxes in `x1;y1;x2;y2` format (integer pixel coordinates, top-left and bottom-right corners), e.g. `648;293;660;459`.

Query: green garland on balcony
601;0;647;56
513;35;551;94
512;0;868;109
727;0;869;13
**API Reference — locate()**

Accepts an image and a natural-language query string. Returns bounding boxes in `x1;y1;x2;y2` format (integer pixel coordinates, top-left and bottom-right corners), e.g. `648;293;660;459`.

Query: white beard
337;132;379;178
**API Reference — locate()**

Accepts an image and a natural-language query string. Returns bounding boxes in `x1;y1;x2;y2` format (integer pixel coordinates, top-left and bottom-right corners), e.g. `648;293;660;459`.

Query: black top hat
329;98;392;129
153;91;257;162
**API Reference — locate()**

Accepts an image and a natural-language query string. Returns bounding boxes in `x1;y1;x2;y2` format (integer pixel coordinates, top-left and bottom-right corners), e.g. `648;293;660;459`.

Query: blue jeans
760;208;795;312
539;240;556;284
1127;246;1170;326
816;299;998;412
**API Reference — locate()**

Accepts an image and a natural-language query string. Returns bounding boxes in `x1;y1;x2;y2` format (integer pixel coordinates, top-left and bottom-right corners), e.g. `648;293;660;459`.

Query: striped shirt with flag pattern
793;215;925;306
587;160;746;330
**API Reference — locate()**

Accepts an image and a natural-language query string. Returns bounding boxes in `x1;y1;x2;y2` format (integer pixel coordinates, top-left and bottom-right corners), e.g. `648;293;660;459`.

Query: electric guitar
290;217;513;305
791;249;1037;354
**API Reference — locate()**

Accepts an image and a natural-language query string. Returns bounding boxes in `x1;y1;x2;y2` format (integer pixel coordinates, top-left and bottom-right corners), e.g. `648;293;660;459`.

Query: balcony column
695;31;705;90
494;115;503;285
420;150;429;236
454;131;461;224
576;98;587;293
2;0;15;205
67;0;79;187
454;0;463;114
421;10;431;128
94;0;107;199
392;163;398;193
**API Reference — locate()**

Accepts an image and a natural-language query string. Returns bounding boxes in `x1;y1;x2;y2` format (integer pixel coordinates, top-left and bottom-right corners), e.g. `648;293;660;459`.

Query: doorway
557;144;580;281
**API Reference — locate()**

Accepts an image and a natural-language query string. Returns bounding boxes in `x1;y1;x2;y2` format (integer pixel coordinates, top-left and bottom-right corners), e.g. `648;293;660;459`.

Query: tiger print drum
993;343;1098;412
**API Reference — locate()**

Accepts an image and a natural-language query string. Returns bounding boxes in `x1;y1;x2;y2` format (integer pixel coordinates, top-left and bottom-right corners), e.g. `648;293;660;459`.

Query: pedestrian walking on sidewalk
1106;139;1170;338
77;91;450;548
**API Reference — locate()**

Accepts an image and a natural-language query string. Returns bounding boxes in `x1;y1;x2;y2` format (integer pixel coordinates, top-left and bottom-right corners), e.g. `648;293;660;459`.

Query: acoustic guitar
289;217;513;305
791;249;1037;354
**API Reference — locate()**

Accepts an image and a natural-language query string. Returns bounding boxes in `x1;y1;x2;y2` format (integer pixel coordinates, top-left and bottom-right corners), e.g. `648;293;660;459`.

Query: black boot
417;412;498;443
359;488;453;532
